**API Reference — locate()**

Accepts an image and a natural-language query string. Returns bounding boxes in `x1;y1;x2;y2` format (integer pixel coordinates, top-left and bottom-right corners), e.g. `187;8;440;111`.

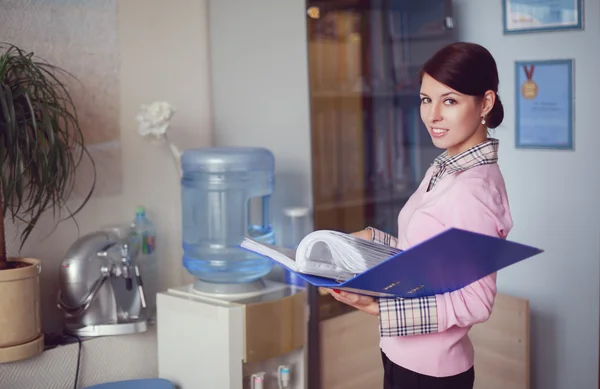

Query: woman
325;42;514;389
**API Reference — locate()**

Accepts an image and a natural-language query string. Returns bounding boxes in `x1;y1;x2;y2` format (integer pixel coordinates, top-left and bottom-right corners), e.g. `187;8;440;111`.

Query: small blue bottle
129;206;158;319
130;206;156;255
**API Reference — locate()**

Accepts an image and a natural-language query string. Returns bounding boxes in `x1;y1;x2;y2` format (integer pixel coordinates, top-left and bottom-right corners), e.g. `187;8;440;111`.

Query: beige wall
5;0;212;333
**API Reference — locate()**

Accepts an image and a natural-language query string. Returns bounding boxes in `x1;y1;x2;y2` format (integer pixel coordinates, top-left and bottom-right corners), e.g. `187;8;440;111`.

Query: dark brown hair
420;42;504;129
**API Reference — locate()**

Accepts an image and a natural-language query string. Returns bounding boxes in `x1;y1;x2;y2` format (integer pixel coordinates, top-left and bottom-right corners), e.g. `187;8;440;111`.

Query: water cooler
157;147;307;389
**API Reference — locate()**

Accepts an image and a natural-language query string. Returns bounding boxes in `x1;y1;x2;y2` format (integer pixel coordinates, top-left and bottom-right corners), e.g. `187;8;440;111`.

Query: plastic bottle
129;206;157;321
281;206;312;286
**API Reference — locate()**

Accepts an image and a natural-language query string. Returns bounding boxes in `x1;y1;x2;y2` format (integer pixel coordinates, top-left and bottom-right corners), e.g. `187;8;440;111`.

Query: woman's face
419;73;493;156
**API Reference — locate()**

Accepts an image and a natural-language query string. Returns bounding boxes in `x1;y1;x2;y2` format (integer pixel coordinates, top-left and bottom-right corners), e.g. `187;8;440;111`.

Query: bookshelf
307;0;454;316
305;0;455;387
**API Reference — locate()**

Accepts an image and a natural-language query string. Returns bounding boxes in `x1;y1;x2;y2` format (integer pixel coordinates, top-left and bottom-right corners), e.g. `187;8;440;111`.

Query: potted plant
0;43;95;363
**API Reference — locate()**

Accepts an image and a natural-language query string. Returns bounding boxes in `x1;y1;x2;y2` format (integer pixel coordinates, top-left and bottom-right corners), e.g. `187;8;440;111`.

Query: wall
4;0;212;333
454;1;600;388
207;0;313;243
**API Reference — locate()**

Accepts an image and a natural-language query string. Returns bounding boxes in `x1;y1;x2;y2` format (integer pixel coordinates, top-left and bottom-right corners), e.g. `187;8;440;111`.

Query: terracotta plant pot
0;257;44;363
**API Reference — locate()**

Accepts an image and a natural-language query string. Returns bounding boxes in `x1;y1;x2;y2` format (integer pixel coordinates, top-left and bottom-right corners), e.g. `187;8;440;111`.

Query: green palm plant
0;43;95;270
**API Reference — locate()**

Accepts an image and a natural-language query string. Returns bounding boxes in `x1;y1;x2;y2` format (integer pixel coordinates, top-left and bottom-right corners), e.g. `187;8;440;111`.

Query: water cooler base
189;278;279;300
157;280;308;389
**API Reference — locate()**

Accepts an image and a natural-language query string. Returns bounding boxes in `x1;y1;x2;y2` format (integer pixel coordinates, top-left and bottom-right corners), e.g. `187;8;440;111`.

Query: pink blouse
370;139;514;377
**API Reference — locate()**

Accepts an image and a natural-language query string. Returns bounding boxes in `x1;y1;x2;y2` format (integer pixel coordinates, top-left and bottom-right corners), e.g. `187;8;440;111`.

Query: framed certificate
515;59;574;150
503;0;583;34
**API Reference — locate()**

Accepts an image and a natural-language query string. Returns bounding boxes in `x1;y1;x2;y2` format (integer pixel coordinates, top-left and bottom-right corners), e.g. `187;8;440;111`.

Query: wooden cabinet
304;1;455;387
320;310;383;389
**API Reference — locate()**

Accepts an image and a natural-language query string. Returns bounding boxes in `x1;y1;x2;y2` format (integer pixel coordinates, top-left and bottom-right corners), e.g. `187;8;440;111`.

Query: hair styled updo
419;42;504;129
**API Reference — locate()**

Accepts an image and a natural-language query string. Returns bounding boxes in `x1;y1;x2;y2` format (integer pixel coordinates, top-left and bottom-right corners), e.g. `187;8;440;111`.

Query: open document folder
240;228;543;299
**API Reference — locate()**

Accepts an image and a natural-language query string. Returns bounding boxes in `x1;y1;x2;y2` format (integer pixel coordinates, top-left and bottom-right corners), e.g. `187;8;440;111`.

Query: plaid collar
427;138;499;191
433;138;499;174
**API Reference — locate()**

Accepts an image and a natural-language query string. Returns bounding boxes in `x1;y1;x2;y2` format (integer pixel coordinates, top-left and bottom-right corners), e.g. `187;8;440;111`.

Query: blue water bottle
180;147;275;286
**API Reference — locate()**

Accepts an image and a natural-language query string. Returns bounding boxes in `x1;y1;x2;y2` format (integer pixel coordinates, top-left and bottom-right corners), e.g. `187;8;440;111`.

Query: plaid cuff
366;227;398;247
378;296;439;337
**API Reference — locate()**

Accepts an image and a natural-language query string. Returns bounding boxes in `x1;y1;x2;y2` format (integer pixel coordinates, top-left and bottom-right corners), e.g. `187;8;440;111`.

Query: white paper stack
240;230;401;281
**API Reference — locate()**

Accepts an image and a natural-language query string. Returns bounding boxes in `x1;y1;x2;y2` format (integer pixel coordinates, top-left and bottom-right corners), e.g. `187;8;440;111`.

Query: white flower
135;101;183;176
136;101;175;138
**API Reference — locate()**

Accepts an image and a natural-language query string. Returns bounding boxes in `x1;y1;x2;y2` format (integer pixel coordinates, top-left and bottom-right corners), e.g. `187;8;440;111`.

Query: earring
481;117;486;125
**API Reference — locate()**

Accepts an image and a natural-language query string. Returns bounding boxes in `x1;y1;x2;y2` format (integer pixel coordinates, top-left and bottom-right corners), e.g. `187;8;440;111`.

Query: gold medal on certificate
521;65;538;99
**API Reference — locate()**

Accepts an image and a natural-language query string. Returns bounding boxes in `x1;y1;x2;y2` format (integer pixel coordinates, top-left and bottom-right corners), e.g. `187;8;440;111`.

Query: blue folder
261;228;543;299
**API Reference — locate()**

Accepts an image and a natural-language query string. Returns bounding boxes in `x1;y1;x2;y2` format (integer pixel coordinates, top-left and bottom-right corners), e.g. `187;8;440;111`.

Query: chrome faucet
57;230;149;337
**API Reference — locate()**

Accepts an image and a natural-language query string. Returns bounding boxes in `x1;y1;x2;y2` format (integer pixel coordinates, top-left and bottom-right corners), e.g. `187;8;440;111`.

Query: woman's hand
322;288;379;316
321;229;377;315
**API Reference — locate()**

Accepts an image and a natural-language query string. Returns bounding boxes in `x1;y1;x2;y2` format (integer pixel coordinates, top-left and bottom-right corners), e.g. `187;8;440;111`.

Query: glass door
306;0;455;321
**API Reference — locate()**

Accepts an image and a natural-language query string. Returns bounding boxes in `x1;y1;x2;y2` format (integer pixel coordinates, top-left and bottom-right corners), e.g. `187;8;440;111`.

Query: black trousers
381;350;475;389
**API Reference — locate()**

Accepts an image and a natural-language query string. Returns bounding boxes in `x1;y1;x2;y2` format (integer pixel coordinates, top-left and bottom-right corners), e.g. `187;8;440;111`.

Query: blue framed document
503;0;583;34
515;59;574;150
